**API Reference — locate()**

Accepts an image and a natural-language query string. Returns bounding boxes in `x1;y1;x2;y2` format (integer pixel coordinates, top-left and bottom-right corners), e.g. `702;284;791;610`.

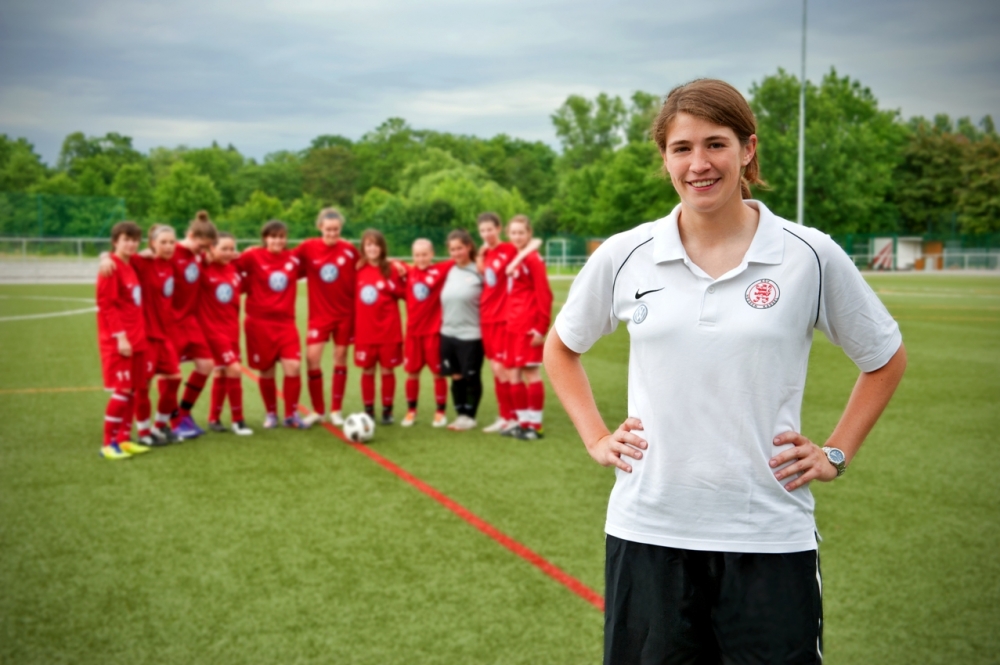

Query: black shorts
604;535;823;665
439;336;484;378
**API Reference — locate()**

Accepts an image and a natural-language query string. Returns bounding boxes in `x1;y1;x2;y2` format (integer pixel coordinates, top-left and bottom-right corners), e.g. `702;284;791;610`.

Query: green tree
57;131;142;187
750;68;908;234
181;144;245;208
957;136;1000;234
590;142;679;236
0;136;47;192
153;162;222;222
552;93;627;169
30;173;80;196
77;166;109;196
625;91;662;144
354;118;425;194
283;194;324;237
891;118;967;233
236;151;303;205
111;163;155;219
301;145;359;207
224;190;285;237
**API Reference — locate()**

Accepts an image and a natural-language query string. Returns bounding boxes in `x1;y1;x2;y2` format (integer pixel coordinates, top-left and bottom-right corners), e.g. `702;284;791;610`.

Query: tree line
0;68;997;240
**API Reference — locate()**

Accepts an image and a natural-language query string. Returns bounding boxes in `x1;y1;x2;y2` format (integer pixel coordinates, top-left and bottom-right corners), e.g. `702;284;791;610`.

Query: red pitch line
240;367;604;611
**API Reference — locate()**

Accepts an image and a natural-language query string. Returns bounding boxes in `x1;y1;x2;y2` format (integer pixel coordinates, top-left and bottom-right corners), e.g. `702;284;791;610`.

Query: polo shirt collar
650;200;785;266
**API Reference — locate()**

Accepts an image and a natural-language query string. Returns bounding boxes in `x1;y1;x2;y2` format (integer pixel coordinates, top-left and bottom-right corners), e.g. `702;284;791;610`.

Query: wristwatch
822;447;847;477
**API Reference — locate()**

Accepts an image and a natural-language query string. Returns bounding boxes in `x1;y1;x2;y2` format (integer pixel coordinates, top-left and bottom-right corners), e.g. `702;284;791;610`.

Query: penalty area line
240;367;604;612
0;306;97;322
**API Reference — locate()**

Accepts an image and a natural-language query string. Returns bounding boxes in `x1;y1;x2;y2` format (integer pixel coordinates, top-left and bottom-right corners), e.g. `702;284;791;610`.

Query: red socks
179;370;208;415
209;375;227;423
495;379;512;421
117;393;135;443
434;377;447;411
227;376;244;422
157;377;180;422
308;369;324;414
361;372;375;407
406;377;419;408
259;376;277;415
381;372;396;407
509;381;527;424
527;380;545;430
332;366;347;412
283;375;301;418
104;391;130;445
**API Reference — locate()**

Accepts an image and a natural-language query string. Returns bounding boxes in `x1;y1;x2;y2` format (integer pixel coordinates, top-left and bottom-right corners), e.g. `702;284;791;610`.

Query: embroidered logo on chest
184;262;200;283
745;279;780;309
360;285;379;305
163;276;174;298
413;282;430;301
320;263;339;283
268;272;289;292
216;283;234;304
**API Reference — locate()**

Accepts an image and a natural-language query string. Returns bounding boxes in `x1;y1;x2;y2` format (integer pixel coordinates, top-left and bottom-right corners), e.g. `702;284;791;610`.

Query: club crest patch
632;303;648;324
745;279;780;309
320;263;339;283
184;262;200;283
216;283;234;304
360;285;379;305
163;276;174;298
413;282;430;301
268;272;289;292
132;285;142;306
484;267;497;287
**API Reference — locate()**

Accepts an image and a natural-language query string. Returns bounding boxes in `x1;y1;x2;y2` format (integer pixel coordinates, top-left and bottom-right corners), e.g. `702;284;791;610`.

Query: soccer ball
343;412;375;443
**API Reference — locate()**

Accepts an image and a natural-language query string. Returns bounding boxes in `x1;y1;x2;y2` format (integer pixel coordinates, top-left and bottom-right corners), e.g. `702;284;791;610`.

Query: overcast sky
1;0;998;165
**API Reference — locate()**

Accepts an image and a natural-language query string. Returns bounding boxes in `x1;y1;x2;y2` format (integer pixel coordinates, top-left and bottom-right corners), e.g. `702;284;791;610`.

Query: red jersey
96;254;148;352
404;260;454;336
170;243;205;321
199;261;242;343
354;263;404;345
479;241;517;323
506;250;552;335
235;247;301;323
293;238;358;326
131;255;176;341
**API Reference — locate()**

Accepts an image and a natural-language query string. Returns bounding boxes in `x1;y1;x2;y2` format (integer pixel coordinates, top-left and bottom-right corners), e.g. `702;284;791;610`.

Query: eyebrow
667;135;732;147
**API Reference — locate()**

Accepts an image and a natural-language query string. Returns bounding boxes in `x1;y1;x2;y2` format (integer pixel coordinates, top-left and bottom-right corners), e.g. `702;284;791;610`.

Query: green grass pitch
0;275;998;664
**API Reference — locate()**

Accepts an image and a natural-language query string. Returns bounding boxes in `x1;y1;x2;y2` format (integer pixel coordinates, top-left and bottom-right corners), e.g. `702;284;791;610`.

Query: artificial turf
0;275;997;664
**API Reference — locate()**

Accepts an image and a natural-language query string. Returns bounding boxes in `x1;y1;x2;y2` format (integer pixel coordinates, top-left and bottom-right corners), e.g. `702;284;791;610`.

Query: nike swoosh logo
635;287;665;299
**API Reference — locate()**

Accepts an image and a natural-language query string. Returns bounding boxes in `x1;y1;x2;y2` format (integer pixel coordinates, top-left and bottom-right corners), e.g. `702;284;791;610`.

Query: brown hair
507;214;532;234
216;231;235;243
316;207;344;229
447;229;477;261
261;219;288;240
111;221;142;243
359;228;390;277
187;210;219;241
476;212;502;227
147;223;175;244
651;79;766;199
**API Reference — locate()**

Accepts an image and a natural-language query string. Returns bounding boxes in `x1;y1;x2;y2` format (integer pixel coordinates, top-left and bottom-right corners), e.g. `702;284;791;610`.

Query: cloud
0;0;997;163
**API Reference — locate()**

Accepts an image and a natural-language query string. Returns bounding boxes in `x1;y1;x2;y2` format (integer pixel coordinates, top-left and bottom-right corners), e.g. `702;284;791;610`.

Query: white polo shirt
555;201;901;553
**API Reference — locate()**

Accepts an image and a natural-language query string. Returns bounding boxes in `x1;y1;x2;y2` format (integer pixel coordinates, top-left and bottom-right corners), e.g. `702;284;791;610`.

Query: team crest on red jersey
745;279;780;309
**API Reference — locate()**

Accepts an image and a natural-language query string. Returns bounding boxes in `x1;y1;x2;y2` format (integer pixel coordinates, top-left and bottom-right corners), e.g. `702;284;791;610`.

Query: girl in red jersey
96;221;153;460
202;233;253;435
130;224;183;446
401;238;454;428
234;220;308;429
353;229;406;425
294;208;358;427
502;215;553;440
168;211;219;439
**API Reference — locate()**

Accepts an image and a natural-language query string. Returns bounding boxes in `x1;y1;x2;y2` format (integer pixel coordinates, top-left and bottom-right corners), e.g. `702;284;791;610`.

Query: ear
743;134;758;166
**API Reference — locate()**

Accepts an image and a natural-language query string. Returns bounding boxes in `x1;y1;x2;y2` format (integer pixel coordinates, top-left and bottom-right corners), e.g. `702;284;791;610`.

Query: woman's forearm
543;330;610;449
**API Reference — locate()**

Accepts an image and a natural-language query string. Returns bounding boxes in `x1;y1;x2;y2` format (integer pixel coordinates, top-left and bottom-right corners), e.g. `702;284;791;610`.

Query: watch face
827;448;846;464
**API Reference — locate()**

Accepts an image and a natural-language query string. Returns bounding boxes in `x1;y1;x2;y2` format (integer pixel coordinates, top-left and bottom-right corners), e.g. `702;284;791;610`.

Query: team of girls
95;209;551;457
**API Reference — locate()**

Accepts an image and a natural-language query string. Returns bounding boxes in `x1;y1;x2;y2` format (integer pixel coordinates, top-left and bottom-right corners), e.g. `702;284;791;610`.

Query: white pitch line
0;295;94;303
0;307;97;322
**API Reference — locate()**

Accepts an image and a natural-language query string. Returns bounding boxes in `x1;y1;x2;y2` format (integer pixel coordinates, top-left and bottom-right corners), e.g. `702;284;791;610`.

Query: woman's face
320;219;342;245
114;235;139;258
151;232;176;260
411;241;434;270
189;234;213;253
264;233;287;253
448;239;471;265
507;222;530;250
213;238;237;264
662;112;755;216
363;238;382;263
478;222;500;248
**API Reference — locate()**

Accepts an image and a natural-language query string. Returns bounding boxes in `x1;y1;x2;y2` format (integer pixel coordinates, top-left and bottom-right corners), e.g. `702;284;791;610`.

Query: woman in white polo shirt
545;78;907;664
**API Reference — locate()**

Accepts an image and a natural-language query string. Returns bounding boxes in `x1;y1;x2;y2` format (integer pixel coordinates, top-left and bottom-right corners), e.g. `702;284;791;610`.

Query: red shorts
481;321;506;362
505;329;543;368
354;342;403;370
100;344;147;392
404;332;441;374
307;318;353;347
206;334;241;368
244;318;301;370
145;338;181;377
174;315;212;362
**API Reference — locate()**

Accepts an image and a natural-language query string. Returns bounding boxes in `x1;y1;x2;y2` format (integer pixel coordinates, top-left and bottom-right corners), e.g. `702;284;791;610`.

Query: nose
690;147;711;173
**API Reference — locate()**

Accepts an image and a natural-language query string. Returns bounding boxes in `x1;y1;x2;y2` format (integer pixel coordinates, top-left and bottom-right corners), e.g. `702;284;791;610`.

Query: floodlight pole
796;0;807;225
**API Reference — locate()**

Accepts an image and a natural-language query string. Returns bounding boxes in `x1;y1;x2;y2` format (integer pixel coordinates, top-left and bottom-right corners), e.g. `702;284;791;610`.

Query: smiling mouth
689;178;719;188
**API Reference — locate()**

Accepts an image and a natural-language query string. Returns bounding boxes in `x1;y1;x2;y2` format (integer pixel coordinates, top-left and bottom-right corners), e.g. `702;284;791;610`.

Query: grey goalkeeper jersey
440;262;483;340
